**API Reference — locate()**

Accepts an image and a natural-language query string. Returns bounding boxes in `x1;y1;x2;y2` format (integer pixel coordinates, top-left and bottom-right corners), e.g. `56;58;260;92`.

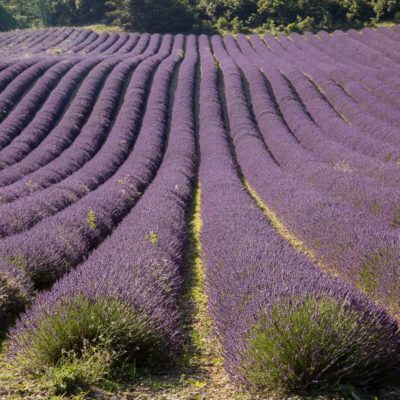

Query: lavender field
0;26;400;399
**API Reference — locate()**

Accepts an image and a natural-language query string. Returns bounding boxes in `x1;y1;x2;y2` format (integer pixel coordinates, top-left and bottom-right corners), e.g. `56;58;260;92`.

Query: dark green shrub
0;4;17;31
243;296;400;393
107;0;197;33
11;297;168;374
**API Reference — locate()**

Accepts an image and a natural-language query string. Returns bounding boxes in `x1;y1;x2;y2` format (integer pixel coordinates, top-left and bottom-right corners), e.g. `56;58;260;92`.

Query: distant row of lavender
0;28;142;57
0;37;163;233
0;34;152;182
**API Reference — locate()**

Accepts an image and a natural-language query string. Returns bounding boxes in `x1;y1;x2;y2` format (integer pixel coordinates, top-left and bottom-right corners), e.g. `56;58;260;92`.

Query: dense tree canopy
46;0;107;25
0;3;17;30
0;0;399;33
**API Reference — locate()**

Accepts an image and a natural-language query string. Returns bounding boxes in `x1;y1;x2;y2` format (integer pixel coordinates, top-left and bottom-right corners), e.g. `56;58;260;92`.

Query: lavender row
1;30;40;47
239;36;400;194
101;33;129;55
377;26;400;45
80;32;111;54
6;35;198;373
243;34;397;164
274;34;400;150
68;30;100;53
0;29;52;56
0;58;63;127
0;57;19;72
59;29;93;53
91;33;120;54
231;36;400;237
0;58;41;93
293;31;400;93
199;34;400;392
33;28;75;55
0;31;20;46
261;33;400;146
72;32;141;55
225;37;400;231
2;56;121;184
0;58;82;153
0;29;89;57
303;30;400;81
249;35;400;172
0;57;116;186
112;33;141;54
270;34;400;151
0;36;165;235
318;29;400;75
0;29;145;57
288;30;400;98
0;29;64;56
0;35;152;186
5;28;69;57
46;28;82;54
40;30;80;55
347;28;400;65
23;28;75;55
334;29;400;72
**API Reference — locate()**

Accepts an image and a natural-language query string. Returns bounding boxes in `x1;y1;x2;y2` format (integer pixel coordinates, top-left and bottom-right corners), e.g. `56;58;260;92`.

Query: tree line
1;0;400;34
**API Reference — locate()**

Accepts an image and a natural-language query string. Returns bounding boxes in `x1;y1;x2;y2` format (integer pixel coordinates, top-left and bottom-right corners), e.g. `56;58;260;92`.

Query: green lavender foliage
244;296;400;393
11;297;167;373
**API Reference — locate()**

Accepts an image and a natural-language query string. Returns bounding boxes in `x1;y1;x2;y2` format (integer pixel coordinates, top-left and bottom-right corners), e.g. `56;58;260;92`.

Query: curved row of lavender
254;34;400;164
0;29;59;56
0;35;183;326
0;58;83;150
268;34;400;158
0;34;151;183
287;30;400;145
7;34;198;375
238;36;400;187
0;58;65;125
0;33;148;155
0;59;40;91
0;28;143;57
0;36;157;196
3;25;400;61
0;37;166;237
198;34;400;392
228;36;400;229
0;57;98;167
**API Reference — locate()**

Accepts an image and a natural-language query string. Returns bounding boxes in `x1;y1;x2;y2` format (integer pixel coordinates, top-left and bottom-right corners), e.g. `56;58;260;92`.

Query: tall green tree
107;0;197;33
0;0;50;28
75;0;107;24
0;3;17;30
48;0;107;26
